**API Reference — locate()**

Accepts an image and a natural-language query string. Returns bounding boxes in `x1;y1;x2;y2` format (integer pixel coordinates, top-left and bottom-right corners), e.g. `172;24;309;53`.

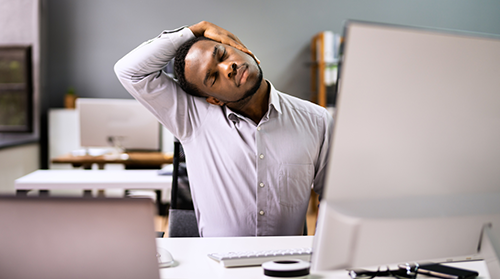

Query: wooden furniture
311;32;328;107
51;151;173;169
310;31;342;108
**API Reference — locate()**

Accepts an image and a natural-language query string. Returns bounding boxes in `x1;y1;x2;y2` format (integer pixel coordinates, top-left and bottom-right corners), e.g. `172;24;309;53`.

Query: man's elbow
113;59;126;81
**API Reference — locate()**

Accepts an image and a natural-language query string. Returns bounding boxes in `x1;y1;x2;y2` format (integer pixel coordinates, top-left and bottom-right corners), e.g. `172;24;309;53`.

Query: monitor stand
478;223;500;278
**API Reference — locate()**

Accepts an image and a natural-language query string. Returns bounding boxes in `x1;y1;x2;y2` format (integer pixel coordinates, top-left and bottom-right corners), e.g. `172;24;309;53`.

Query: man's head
174;36;263;105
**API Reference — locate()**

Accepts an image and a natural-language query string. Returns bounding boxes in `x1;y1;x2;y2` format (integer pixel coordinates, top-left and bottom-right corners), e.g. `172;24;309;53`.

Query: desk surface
15;169;172;190
51;152;173;169
156;236;316;279
155;236;491;279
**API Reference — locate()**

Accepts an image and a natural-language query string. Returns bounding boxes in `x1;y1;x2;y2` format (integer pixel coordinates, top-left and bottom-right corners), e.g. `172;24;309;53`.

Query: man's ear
206;96;225;106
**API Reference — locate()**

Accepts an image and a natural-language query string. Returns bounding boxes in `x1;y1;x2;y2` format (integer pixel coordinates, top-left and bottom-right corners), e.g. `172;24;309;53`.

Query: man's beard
225;64;263;105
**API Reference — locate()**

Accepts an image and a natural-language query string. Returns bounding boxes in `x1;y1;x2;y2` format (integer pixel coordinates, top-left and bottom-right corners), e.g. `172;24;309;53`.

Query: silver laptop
0;196;160;279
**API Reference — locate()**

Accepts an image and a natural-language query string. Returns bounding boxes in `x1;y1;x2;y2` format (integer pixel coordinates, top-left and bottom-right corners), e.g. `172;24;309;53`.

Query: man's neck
227;80;270;124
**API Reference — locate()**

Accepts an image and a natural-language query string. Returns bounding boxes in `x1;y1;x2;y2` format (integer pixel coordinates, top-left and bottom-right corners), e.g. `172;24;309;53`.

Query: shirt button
259;182;265;188
257;126;261;131
259;210;265;216
259;154;264;159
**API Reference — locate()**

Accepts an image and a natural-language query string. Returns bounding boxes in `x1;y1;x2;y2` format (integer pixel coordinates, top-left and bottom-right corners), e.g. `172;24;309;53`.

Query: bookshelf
310;31;341;108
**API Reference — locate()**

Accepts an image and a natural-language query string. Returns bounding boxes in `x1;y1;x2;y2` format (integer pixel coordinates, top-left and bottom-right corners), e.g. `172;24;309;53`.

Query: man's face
184;40;263;104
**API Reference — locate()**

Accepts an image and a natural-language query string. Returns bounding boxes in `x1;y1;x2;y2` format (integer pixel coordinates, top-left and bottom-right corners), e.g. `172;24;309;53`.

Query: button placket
255;123;267;235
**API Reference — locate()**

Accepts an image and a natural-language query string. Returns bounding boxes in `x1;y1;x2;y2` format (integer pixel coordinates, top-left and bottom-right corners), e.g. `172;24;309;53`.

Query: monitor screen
311;21;500;272
0;196;160;279
77;98;160;151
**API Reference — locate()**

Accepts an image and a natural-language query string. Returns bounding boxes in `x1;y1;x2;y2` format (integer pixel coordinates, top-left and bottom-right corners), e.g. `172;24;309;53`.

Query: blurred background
2;0;500;192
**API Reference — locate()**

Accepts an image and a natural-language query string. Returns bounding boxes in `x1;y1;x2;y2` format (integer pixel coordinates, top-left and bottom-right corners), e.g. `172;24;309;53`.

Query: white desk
156;236;316;279
155;236;491;279
15;169;171;192
15;170;172;214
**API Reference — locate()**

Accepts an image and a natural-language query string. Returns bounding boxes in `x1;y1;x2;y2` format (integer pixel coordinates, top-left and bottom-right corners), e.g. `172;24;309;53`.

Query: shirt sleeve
114;26;211;141
312;111;334;201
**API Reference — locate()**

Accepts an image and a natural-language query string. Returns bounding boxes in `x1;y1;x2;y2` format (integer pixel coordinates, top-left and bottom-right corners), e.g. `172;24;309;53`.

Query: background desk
155;236;491;279
51;152;173;169
15;170;172;214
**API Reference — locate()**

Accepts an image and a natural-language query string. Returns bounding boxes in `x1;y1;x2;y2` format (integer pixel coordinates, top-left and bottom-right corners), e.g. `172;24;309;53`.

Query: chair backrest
168;139;199;237
170;139;182;210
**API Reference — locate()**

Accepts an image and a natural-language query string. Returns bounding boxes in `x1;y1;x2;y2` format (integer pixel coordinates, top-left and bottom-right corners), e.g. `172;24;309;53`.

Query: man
115;21;333;237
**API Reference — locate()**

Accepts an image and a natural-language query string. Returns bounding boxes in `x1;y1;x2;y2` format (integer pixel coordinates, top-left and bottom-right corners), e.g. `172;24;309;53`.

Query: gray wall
39;0;500;167
44;0;500;108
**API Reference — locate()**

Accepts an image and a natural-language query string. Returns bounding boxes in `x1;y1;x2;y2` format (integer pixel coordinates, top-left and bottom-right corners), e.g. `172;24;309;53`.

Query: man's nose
220;62;237;79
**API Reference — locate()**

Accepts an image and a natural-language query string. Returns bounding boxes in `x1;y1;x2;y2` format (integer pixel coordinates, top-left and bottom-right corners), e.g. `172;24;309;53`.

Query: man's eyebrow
212;45;219;58
203;45;219;86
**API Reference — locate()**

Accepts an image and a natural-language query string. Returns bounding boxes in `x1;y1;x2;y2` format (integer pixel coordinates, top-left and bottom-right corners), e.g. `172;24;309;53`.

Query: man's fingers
253;54;261;64
223;34;261;64
241;48;260;64
202;23;261;64
225;40;248;53
226;41;260;64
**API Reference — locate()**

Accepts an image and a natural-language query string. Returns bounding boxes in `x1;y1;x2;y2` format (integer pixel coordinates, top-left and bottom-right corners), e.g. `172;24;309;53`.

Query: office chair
167;139;200;237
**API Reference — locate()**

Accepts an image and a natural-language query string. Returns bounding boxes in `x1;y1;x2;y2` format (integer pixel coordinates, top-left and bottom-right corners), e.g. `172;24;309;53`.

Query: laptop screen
0;196;160;279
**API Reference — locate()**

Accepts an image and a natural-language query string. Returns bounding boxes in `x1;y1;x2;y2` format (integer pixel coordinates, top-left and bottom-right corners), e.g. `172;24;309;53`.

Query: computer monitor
311;21;500;273
77;98;160;151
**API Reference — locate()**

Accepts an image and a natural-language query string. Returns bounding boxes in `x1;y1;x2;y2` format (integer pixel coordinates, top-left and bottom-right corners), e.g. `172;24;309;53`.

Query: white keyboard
207;248;312;267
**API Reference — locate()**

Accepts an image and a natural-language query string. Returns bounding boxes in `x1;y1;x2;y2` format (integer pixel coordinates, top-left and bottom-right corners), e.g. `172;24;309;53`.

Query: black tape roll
262;259;310;278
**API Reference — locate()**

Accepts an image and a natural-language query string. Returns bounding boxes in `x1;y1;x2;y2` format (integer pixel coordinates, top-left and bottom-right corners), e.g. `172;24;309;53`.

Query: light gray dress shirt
115;26;334;237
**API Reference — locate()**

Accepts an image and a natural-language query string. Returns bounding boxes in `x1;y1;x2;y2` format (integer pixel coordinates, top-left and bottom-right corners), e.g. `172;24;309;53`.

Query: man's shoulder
277;91;331;119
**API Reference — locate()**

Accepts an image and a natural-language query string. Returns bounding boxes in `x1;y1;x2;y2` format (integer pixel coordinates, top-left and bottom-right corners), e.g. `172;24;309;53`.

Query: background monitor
77;98;160;152
311;21;500;272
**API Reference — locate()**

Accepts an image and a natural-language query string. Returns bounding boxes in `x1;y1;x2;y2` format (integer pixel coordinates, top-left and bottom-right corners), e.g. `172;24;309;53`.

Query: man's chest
200;116;321;166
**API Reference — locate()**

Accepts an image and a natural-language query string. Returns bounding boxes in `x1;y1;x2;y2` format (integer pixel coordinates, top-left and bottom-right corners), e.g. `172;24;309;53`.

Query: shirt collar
223;80;282;123
267;81;282;115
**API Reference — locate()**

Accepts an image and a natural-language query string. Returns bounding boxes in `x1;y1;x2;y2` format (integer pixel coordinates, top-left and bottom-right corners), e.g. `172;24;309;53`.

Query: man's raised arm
114;21;257;101
113;25;194;101
113;21;256;139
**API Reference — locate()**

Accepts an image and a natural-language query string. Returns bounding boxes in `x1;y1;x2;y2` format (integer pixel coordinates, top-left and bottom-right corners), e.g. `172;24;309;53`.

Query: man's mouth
235;64;249;87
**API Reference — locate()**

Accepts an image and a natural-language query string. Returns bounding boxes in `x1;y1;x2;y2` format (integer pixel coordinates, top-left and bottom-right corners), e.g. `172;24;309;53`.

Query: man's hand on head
189;21;260;64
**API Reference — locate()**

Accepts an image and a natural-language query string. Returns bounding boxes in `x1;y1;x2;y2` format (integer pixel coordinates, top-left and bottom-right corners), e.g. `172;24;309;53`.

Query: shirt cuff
161;25;189;34
159;26;195;48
